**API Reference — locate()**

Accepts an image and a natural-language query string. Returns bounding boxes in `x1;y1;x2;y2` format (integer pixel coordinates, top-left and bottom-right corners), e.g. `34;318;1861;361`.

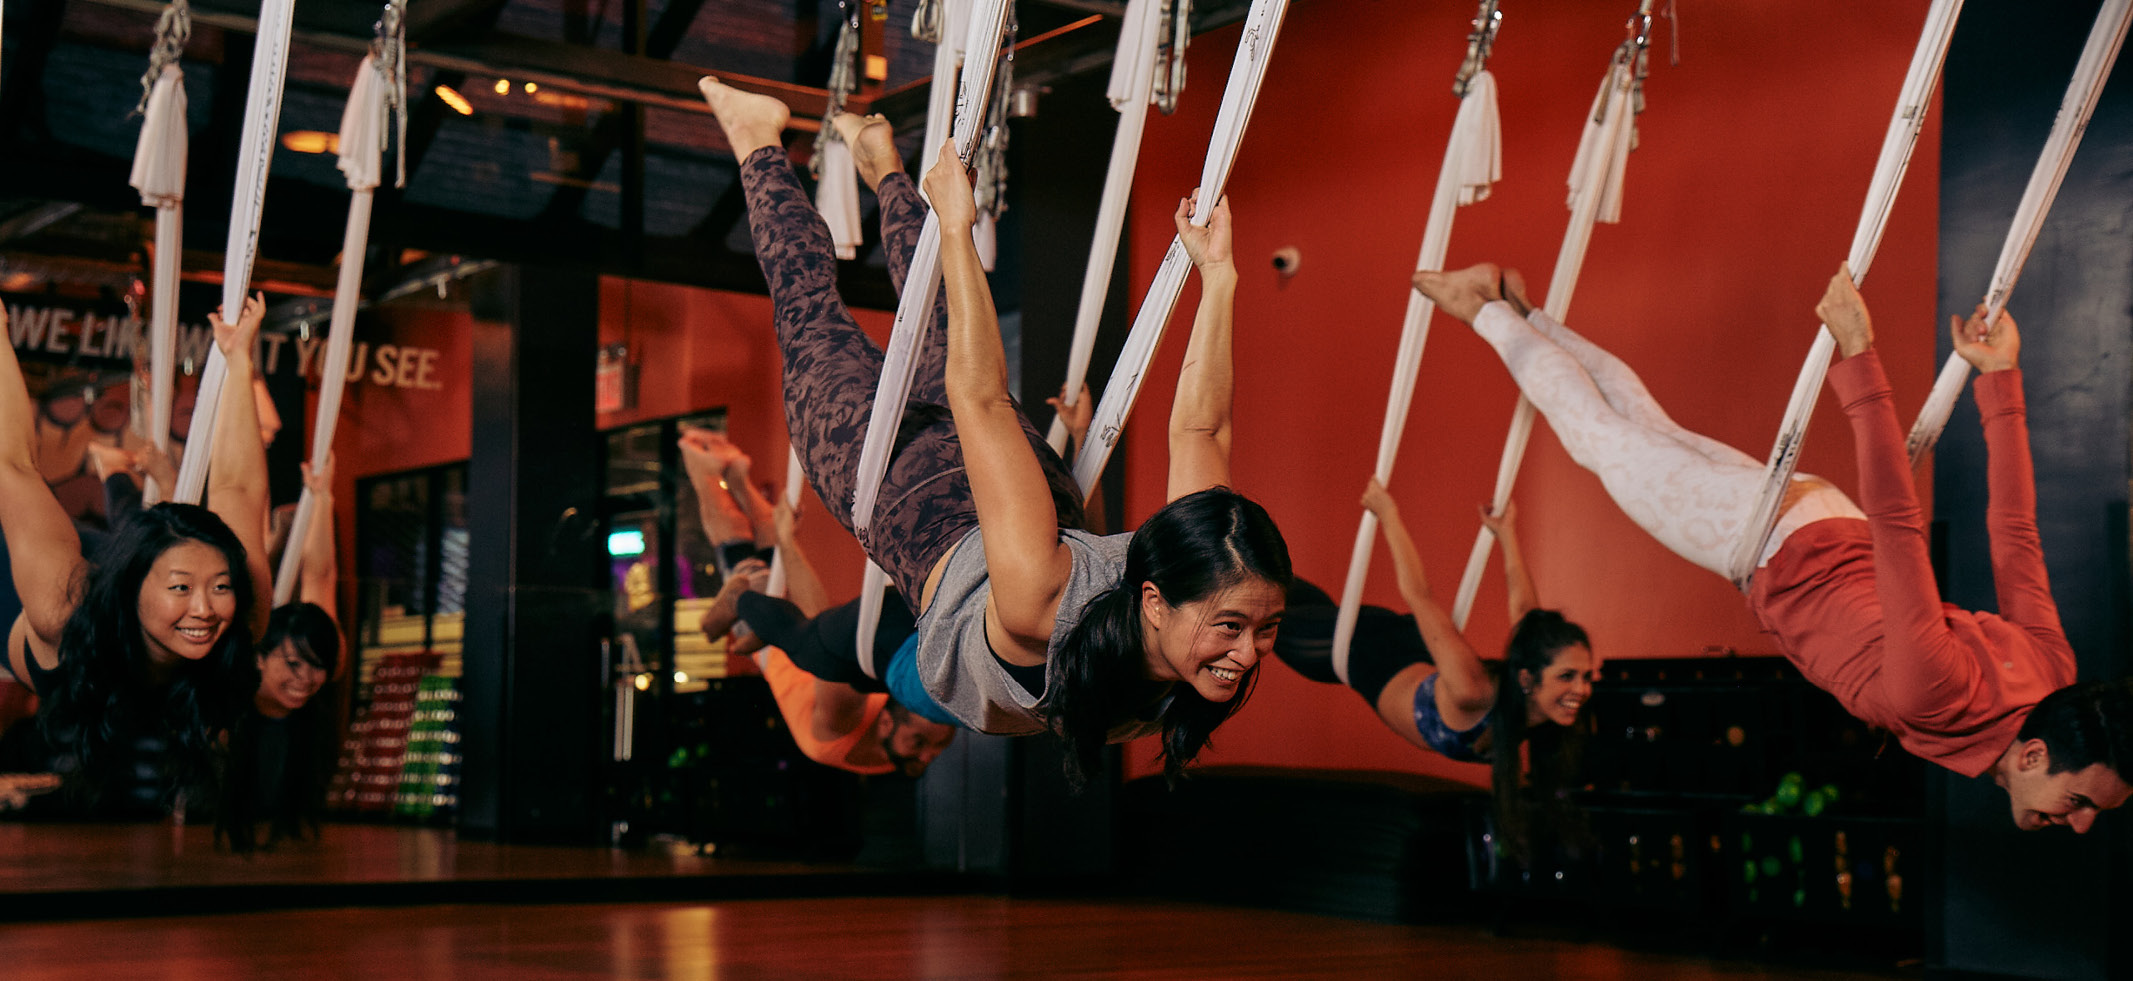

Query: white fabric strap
172;0;297;505
1327;69;1501;684
919;0;972;179
854;560;888;679
274;56;388;606
817;139;863;260
1449;56;1638;629
1071;0;1293;497
849;0;1013;534
1722;0;1965;582
1046;0;1164;454
132;64;188;504
765;447;805;597
849;0;1012;659
1906;0;2130;465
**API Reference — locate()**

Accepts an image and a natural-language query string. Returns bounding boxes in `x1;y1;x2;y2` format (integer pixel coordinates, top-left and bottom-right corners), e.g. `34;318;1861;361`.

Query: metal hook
1452;0;1504;98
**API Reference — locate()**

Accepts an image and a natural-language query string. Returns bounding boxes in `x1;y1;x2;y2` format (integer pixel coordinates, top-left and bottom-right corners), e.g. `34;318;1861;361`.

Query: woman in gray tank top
699;83;1290;789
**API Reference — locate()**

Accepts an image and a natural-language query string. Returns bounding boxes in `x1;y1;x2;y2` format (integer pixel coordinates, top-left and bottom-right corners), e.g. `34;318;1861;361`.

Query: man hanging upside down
681;429;955;779
1411;261;2133;833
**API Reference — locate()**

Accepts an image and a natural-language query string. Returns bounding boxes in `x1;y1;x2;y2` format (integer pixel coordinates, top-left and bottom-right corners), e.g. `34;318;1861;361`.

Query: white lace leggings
1472;302;1862;578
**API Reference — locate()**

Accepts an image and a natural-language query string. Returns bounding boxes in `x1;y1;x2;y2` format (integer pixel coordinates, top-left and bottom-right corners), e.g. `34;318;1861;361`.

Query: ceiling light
435;84;474;115
280;130;340;154
493;78;511;95
524;82;538;94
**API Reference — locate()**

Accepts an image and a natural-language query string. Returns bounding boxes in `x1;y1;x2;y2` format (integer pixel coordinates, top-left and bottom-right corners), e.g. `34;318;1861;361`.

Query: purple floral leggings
738;147;1084;607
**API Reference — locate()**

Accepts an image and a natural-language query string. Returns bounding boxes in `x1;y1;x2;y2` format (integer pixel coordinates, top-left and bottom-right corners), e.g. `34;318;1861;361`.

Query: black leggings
737;148;1084;609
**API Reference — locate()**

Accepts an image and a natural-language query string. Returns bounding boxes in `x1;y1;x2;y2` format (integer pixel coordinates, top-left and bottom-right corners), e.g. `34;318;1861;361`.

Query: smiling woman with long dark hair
696;80;1288;787
1;296;274;844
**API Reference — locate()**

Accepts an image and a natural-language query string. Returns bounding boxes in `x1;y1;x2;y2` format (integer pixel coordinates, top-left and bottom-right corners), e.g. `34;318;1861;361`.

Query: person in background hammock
1276;485;1594;859
1413;261;2132;833
697;78;1287;789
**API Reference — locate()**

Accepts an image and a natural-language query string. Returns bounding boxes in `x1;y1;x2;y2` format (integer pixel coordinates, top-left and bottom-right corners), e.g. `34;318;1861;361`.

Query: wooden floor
0;895;1912;980
0;821;918;917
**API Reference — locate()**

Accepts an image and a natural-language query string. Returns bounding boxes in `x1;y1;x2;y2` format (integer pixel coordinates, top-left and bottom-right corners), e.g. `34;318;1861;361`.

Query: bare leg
831;112;901;193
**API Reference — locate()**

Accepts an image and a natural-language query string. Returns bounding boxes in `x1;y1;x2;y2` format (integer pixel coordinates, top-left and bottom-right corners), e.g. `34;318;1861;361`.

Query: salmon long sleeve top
1748;351;2075;776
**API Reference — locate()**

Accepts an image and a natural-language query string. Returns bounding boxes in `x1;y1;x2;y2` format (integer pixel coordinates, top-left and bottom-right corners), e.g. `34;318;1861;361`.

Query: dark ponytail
1048;488;1288;788
1488;608;1591;862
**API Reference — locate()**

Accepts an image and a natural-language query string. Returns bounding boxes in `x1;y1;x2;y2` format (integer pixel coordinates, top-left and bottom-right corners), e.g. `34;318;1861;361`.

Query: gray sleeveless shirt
914;527;1171;739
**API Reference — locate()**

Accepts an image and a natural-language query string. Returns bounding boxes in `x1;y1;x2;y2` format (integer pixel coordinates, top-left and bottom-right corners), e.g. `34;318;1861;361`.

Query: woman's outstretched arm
207;294;275;638
0;306;86;686
1363;479;1494;731
1480;500;1538;624
297;456;338;622
1165;193;1238;501
925;146;1073;667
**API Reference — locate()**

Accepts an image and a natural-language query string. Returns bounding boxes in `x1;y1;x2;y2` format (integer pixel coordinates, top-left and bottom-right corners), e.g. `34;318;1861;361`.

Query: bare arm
1479;500;1537;624
926;146;1073;666
0;306;84;683
1165;194;1239;501
1048;382;1108;533
726;455;779;549
770;500;831;619
207;294;275;638
298;457;338;622
1363;480;1495;730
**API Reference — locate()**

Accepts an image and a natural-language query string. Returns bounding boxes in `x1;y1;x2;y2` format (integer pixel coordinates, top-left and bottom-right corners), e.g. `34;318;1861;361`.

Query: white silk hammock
1447;4;1652;629
1719;0;1965;583
846;0;1015;672
170;0;300;504
1905;0;2132;465
914;0;974;179
129;0;192;507
764;448;806;597
273;33;406;606
1326;2;1504;685
813;2;864;261
1043;0;1165;454
1071;0;1294;497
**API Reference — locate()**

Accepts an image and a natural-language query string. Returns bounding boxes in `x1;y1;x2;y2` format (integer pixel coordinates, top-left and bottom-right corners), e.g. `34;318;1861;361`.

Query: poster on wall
7;276;453;530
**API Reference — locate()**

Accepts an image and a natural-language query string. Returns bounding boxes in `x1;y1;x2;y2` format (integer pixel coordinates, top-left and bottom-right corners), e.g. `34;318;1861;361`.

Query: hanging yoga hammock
813;1;865;261
843;0;1014;668
272;8;407;606
914;0;973;179
1905;0;2131;465
1719;0;1965;584
129;0;191;506
1070;0;1294;498
765;447;806;597
1447;1;1654;629
169;0;299;504
849;0;1013;533
1044;0;1166;454
1325;1;1504;685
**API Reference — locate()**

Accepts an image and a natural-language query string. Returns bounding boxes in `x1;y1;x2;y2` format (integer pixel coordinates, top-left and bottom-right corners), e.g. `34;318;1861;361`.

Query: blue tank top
1412;671;1490;763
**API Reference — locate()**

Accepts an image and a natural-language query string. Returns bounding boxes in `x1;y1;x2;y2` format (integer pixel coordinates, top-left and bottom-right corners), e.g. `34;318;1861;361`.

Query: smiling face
255;640;327;718
1140;576;1286;703
1998;739;2133;833
135;540;237;665
1520;642;1596;728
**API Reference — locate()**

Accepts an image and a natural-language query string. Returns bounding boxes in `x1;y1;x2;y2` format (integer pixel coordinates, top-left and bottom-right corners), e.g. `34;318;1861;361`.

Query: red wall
1114;0;1943;782
593;277;892;601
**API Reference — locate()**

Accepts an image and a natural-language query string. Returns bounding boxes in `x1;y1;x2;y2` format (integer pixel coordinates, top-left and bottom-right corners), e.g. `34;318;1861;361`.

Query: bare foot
830;112;902;191
1411;263;1503;324
1501;267;1535;317
698;76;790;159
